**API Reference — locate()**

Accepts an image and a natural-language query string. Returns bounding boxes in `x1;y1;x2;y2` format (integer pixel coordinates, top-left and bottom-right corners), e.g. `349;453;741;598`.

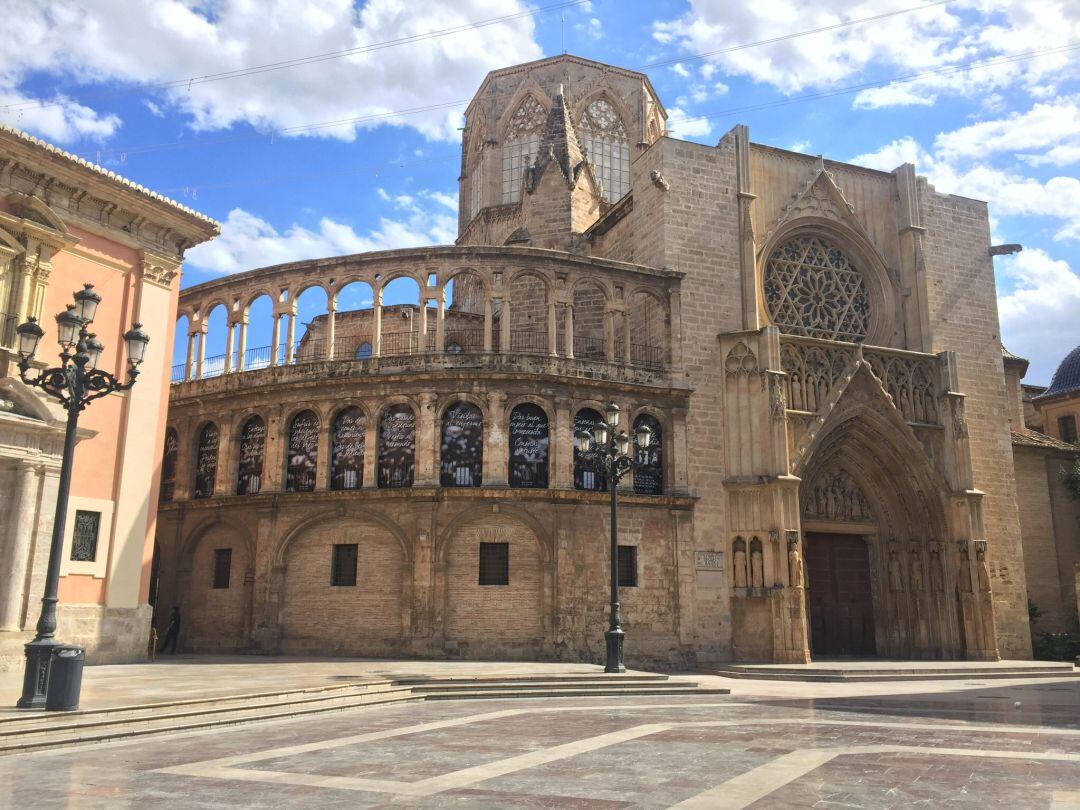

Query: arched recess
379;275;421;356
171;314;190;381
758;220;899;346
292;285;329;363
507;271;550;354
202;304;229;377
439;508;550;654
176;516;254;652
193;422;219;499
330;406;366;490
440;401;483;487
627;289;668;368
285;410;319;492
573;407;607;491
279;515;408;656
797;399;961;659
571;280;607;360
236;415;267;496
160;427;178;503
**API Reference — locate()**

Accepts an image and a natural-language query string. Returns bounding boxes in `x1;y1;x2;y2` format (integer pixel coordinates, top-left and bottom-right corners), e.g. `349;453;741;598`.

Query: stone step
714;664;1079;682
0;689;421;755
391;673;670;685
409;680;699;693
420;686;731;700
0;680;398;732
0;673;729;756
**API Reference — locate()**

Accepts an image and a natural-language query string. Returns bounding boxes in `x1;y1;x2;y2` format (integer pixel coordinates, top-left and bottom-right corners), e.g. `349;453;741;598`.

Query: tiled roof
1011;428;1079;452
1037;345;1080;400
0;123;219;229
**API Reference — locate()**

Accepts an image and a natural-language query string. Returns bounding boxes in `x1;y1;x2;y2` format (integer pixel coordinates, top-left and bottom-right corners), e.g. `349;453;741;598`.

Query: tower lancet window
502;96;546;204
579;97;630;202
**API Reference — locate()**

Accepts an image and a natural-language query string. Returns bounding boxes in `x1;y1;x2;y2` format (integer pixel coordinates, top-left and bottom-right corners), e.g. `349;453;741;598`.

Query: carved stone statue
733;545;748;588
788;539;804;588
888;545;904;592
928;541;944;593
957;542;973;593
750;547;764;588
909;546;924;592
975;543;991;593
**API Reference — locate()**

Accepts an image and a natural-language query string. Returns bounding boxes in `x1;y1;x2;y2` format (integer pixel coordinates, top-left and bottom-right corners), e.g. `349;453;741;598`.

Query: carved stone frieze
802;467;873;522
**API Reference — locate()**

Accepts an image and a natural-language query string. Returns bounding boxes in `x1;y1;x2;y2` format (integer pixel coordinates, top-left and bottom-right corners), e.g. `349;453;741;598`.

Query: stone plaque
695;550;724;570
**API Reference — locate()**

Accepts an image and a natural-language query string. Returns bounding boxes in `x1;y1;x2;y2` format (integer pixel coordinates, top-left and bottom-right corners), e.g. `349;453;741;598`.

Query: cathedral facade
155;55;1031;665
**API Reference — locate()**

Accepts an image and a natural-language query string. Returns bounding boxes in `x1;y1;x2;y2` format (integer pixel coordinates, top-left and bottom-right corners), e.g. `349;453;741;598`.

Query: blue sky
3;0;1079;383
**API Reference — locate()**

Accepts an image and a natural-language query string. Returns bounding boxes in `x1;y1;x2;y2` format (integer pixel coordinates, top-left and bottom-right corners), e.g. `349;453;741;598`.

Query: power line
75;0;973;161
152;42;1079;197
641;0;954;70
688;43;1080;122
0;0;591;114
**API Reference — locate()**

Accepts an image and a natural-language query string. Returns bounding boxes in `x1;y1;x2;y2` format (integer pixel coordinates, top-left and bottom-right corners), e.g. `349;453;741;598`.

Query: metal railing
170;363;185;383
510;330;548;355
573;335;606;360
630;343;665;370
381;331;417;356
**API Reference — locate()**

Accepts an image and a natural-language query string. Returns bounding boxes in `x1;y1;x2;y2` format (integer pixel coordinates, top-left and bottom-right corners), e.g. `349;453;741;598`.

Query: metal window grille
478;542;509;586
212;548;232;589
70;510;100;562
331;543;358;587
617;545;638;587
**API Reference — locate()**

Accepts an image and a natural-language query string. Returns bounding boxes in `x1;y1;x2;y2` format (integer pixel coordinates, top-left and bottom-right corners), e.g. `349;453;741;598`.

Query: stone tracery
764;236;871;342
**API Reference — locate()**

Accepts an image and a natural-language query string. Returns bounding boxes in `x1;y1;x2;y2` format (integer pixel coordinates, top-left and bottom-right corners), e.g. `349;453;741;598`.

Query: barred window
579;98;630;202
502;96;546;203
617;545;638;587
478;542;509;586
70;510;100;562
331;543;358;587
212;548;232;589
763;236;871;342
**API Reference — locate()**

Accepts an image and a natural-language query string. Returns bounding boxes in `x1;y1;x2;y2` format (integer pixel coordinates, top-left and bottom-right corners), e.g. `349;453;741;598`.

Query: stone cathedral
154;54;1063;666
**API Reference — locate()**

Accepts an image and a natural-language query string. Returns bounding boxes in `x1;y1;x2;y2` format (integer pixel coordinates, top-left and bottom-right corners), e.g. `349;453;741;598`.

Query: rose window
763;236;871;341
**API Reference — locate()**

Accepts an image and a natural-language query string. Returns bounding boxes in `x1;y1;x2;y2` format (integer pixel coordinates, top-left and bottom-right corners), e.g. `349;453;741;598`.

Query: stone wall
920;184;1032;657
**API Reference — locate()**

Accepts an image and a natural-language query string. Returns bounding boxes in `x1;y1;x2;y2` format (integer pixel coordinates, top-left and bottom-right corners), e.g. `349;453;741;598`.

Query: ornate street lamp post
14;284;149;709
576;402;653;674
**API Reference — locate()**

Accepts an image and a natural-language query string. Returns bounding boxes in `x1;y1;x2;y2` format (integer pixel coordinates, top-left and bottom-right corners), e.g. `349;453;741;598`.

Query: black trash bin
45;645;85;711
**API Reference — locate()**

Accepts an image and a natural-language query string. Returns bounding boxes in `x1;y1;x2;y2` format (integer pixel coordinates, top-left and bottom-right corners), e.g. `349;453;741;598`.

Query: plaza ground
1;657;1079;808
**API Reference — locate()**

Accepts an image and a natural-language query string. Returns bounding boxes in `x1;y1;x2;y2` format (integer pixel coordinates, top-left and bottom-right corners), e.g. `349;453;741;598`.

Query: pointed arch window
502;96;546;204
468;129;485;220
330;407;365;490
194;422;219;499
286;410;319;492
236;416;266;495
579;98;630;202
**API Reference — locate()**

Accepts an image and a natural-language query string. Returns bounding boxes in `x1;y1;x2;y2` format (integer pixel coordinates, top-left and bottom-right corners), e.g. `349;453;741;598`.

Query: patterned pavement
2;675;1079;808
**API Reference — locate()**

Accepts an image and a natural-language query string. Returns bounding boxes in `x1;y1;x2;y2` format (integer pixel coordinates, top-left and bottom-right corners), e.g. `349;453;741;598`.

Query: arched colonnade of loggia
170;249;682;382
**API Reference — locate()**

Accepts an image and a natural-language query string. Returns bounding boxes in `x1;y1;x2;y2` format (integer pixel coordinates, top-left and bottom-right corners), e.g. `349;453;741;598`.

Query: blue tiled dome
1040;345;1080;399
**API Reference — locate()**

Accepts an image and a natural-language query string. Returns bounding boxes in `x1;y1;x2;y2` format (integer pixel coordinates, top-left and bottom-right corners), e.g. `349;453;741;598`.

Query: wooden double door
804;532;876;656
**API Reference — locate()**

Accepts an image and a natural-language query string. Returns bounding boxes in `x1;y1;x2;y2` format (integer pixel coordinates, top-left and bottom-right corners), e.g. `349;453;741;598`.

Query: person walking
158;606;181;654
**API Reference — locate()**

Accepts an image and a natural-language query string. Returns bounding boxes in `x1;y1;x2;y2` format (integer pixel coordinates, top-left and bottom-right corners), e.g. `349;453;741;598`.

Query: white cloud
788;139;812;154
652;0;1080;104
932;96;1080;162
185;190;457;275
997;248;1080;384
666;107;712;138
849;136;930;171
670;63;692;78
0;0;543;144
574;18;603;41
0;88;120;142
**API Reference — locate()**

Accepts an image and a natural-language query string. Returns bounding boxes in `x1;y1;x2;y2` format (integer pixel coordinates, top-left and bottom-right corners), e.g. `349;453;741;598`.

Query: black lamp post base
16;640;57;710
604;628;626;673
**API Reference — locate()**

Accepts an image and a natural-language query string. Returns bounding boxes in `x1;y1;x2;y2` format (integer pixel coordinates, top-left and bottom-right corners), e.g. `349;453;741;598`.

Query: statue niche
802;468;873;523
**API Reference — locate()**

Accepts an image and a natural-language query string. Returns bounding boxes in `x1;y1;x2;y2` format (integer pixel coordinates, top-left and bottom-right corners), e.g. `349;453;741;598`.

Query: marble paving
3;676;1080;808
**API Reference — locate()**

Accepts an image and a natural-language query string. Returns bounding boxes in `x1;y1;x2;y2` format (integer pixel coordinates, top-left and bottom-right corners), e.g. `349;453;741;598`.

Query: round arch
435;502;553;564
272;506;413;567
